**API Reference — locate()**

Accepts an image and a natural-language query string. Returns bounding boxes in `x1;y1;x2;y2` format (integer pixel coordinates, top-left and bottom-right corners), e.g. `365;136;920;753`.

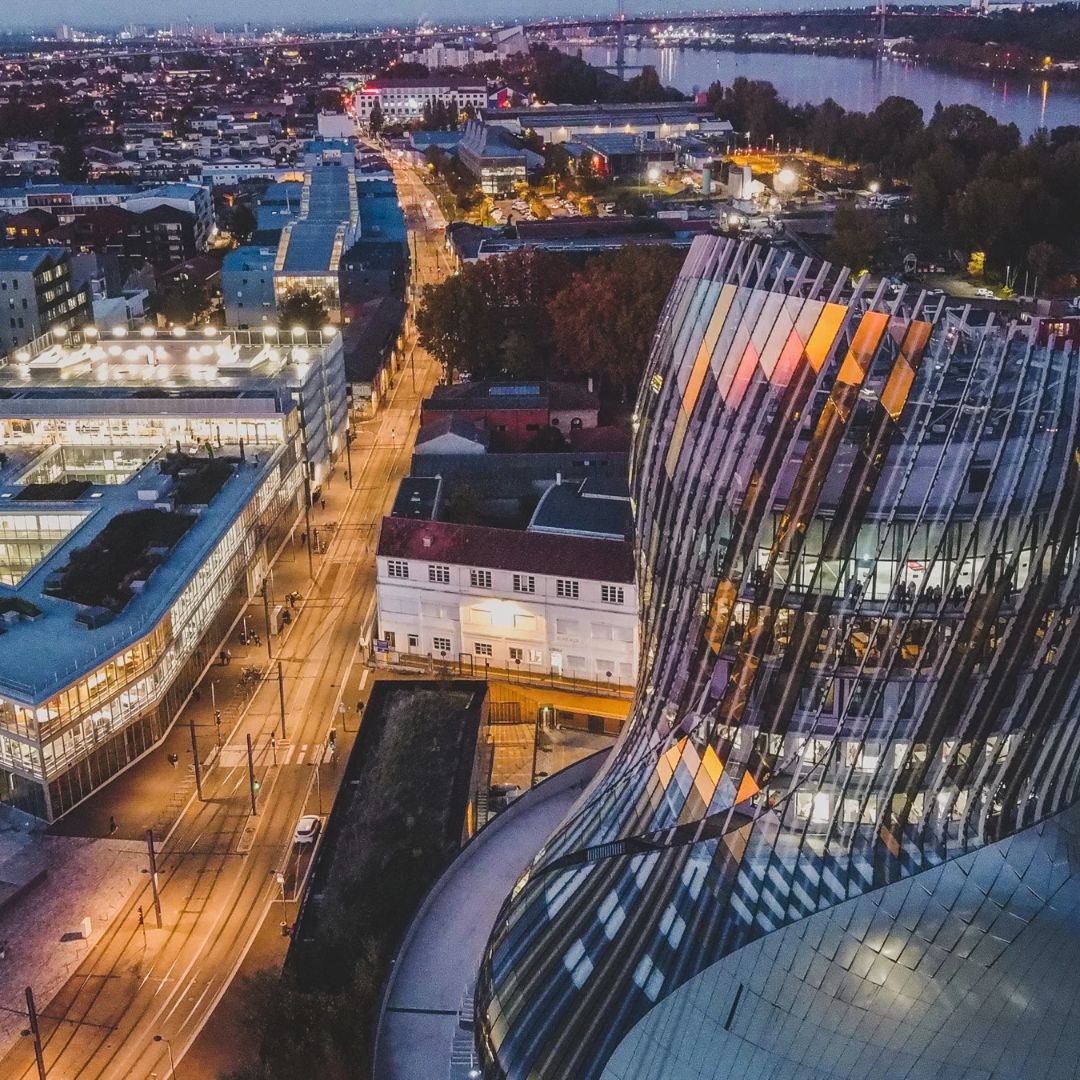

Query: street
0;157;446;1080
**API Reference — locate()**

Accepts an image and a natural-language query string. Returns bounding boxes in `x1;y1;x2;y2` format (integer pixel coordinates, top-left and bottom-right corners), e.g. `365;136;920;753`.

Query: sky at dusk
3;0;941;31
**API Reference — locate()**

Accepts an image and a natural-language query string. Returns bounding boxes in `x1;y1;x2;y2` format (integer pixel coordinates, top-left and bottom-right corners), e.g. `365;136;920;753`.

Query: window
474;641;493;657
528;648;543;664
407;633;419;649
433;636;451;653
601;584;625;605
513;573;536;594
509;646;524;662
470;568;492;588
556;578;579;599
384;630;396;649
387;559;409;579
428;564;450;584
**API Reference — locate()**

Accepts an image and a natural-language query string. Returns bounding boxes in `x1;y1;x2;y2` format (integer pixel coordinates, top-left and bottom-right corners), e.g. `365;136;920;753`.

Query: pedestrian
108;815;117;835
356;700;364;716
320;498;326;512
224;649;232;665
137;906;144;927
168;753;178;768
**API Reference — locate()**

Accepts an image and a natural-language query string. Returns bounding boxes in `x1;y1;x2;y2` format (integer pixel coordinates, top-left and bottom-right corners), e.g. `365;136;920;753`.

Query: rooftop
0;440;280;706
424;380;599;414
378;517;634;583
0;326;338;402
528;477;632;541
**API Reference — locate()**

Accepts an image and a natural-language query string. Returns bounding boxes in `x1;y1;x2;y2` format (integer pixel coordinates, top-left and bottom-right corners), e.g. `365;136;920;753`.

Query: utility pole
146;829;163;929
187;710;203;801
247;733;258;816
302;469;314;578
277;660;287;739
261;578;273;660
24;987;46;1080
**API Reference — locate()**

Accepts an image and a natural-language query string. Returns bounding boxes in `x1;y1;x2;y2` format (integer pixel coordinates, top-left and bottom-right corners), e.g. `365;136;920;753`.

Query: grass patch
46;508;194;613
224;683;484;1080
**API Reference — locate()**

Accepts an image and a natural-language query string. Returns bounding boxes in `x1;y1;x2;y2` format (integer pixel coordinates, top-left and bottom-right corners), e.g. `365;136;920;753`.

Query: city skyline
7;0;950;32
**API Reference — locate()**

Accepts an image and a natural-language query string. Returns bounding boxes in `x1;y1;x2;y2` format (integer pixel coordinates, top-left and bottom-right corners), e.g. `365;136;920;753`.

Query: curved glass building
475;237;1080;1079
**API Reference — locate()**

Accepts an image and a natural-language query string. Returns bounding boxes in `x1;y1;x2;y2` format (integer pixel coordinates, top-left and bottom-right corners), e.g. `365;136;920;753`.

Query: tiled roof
378;517;634;583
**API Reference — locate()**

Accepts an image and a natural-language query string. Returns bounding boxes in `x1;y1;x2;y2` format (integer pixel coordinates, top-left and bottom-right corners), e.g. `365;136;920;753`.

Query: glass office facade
0;447;303;819
476;238;1080;1078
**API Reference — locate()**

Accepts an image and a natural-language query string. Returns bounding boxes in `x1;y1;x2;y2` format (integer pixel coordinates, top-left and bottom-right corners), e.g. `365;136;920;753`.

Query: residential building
375;472;637;687
0;325;347;820
0;181;215;248
421;380;600;451
0;248;91;357
476;236;1080;1079
355;76;488;127
122;183;215;250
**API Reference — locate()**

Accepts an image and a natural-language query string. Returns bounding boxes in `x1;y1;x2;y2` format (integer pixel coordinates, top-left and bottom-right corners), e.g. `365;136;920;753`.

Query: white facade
376;554;638;685
356;79;488;127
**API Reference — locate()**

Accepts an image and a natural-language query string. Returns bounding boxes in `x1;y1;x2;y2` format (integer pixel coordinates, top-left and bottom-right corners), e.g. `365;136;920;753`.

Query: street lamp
154;1034;178;1079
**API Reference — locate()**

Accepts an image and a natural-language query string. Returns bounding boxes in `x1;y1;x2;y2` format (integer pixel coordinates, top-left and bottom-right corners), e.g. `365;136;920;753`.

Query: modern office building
0;248;91;357
0;325;347;819
476;236;1080;1079
456;119;540;195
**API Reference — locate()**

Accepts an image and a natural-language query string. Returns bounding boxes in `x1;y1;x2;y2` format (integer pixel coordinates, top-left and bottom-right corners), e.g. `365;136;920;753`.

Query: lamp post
154;1034;178;1079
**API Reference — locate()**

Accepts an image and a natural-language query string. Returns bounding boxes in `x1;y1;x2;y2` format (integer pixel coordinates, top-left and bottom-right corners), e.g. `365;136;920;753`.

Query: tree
57;139;88;182
827;203;885;273
157;279;208;326
230;204;257;245
368;99;384;136
416;273;500;382
548;245;684;398
278;291;330;330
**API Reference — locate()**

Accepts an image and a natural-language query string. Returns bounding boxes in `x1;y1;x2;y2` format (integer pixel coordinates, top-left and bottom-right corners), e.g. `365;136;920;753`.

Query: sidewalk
52;458;360;846
0;832;144;1061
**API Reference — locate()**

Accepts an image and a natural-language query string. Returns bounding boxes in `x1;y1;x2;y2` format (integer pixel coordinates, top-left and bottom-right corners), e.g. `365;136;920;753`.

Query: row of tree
709;79;1080;281
416;245;684;398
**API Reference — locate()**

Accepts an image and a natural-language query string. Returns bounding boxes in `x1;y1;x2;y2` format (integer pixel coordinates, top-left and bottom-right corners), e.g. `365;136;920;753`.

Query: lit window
475;641;493;657
512;573;535;594
428;564;450;584
601;584;625;605
556;578;579;599
470;568;492;588
387;559;409;579
384;630;396;649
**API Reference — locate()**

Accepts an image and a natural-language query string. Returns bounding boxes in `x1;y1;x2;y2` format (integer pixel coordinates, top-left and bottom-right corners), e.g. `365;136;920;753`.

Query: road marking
296;746;307;765
359;668;370;691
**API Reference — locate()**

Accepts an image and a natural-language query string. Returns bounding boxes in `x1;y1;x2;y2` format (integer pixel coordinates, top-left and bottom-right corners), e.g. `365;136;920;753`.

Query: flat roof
0;444;282;706
528;479;632;541
0;329;338;401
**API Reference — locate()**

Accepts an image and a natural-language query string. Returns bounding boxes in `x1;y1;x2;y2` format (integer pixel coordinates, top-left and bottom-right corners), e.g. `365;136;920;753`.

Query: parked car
293;814;321;844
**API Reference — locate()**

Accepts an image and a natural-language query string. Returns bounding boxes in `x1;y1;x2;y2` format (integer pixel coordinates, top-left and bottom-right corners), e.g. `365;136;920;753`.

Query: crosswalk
213;742;326;769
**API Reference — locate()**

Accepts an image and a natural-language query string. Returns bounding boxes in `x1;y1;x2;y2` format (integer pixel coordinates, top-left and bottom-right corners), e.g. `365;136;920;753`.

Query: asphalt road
0;160;446;1080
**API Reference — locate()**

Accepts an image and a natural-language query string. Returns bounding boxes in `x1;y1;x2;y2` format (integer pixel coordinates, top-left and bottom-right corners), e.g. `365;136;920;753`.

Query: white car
293;814;321;844
975;287;995;299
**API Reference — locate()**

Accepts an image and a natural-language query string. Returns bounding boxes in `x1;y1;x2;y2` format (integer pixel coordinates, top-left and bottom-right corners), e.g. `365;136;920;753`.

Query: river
575;44;1080;137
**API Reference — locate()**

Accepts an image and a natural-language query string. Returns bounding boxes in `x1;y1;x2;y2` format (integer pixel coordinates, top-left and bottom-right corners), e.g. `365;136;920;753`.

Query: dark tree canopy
278;291;331;331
